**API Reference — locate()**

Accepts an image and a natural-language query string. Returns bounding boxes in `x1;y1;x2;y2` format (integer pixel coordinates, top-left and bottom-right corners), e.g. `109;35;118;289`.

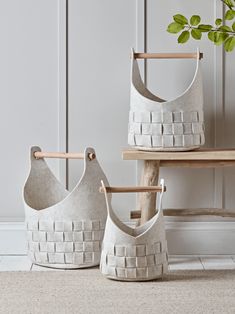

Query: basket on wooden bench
99;180;168;281
23;146;109;269
128;49;205;151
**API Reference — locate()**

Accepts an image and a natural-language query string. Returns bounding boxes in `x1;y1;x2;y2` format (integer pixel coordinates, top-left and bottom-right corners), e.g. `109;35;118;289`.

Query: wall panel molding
0;0;234;255
0;0;64;220
213;0;225;210
141;0;226;216
68;0;137;216
136;0;146;185
58;0;68;186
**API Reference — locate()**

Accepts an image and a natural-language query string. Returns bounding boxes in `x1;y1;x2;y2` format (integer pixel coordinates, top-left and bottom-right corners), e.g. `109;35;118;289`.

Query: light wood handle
99;186;166;194
34;151;96;160
133;52;203;60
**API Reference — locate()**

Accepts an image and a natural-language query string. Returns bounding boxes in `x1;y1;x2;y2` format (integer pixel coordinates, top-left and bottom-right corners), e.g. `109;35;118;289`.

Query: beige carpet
1;268;235;314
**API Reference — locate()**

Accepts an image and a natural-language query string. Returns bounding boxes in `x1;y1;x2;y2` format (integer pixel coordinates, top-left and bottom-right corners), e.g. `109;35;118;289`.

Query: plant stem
188;25;235;35
221;0;233;9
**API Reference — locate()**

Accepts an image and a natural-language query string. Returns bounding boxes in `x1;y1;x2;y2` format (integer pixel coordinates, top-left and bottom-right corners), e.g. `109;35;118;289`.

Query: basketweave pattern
128;110;205;148
101;241;168;280
26;219;105;266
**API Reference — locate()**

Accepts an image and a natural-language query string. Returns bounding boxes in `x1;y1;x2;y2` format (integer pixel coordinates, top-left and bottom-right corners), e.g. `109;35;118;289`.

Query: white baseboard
165;221;235;255
0;222;27;255
1;221;235;255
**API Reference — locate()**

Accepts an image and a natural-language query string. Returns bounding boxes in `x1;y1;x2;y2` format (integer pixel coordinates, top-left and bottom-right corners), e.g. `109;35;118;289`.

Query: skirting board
1;221;235;255
0;222;27;255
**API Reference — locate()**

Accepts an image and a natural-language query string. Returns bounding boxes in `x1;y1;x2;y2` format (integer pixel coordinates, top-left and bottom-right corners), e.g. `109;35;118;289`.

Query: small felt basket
99;180;168;281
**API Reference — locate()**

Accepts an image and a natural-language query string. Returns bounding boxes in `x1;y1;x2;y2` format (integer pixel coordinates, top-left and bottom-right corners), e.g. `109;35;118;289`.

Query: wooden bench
122;148;235;224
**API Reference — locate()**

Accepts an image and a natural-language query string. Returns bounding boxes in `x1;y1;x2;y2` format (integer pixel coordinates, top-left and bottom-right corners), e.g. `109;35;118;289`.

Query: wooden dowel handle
34;151;96;160
131;210;141;219
99;186;166;194
133;52;203;60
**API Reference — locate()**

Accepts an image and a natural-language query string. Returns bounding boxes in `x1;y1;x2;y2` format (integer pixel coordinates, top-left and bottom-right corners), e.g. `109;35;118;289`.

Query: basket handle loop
33;151;96;160
132;51;203;60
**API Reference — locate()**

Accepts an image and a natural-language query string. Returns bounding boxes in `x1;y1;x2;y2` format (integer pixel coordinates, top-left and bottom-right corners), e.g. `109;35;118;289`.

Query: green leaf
225;9;235;20
208;31;230;45
218;25;233;32
190;15;201;26
191;29;202;40
214;32;229;45
232;22;235;31
215;18;222;26
208;31;216;42
214;32;221;45
224;0;234;9
198;24;213;32
220;32;229;43
167;22;184;34
178;30;190;43
173;14;188;25
224;36;235;51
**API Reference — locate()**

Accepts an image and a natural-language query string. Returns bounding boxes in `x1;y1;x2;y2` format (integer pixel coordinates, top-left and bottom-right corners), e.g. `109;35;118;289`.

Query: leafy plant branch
167;0;235;52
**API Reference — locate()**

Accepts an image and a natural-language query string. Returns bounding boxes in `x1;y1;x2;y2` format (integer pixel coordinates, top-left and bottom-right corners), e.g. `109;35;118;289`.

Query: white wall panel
224;48;235;210
146;0;221;212
68;0;137;219
68;0;235;221
1;0;234;238
0;0;234;254
0;0;64;220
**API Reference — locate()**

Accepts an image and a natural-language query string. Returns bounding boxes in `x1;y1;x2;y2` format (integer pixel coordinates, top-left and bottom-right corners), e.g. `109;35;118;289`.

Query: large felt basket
128;49;205;151
23;146;109;269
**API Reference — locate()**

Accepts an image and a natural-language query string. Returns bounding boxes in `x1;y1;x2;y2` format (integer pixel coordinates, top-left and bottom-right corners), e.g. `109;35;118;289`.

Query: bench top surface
122;148;235;161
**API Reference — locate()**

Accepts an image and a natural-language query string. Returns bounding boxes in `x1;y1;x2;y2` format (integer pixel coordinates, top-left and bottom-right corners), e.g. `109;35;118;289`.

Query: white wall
146;0;217;213
145;0;235;219
68;0;137;219
0;0;65;220
68;0;235;220
1;0;235;254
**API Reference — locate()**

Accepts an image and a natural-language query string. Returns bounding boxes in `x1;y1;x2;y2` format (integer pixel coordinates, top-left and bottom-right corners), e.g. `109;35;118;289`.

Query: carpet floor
0;268;235;314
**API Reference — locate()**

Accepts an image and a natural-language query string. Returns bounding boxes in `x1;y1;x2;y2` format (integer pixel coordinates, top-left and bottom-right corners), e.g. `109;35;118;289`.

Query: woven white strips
128;110;205;149
26;219;104;267
101;241;168;280
31;251;101;265
131;110;204;124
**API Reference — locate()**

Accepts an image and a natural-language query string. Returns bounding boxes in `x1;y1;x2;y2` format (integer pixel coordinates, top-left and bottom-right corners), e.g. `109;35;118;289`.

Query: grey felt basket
100;180;168;281
128;49;205;151
23;146;109;269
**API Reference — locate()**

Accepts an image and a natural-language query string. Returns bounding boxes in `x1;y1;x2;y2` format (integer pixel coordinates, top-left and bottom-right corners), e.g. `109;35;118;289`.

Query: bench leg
138;160;160;225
